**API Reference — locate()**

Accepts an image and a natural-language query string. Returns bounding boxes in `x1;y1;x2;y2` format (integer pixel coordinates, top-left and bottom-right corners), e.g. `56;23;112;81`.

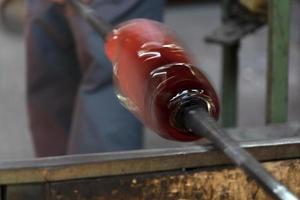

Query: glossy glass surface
105;19;219;141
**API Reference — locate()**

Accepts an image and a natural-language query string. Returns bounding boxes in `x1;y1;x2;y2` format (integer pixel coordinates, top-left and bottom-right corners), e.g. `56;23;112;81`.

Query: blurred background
0;0;299;160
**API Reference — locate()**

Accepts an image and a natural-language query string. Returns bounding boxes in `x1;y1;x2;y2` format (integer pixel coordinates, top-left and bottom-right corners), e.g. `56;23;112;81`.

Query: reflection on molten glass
105;19;220;142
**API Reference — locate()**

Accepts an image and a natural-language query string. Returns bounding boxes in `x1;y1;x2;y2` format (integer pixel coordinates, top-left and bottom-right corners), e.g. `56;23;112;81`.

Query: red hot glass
105;19;220;142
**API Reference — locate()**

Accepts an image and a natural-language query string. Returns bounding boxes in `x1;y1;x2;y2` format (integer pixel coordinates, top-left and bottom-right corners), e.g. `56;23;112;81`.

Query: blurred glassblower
24;0;165;157
0;0;266;157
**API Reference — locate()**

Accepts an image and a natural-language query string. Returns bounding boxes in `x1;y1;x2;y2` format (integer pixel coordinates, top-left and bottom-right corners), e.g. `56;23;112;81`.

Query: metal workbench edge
0;123;299;185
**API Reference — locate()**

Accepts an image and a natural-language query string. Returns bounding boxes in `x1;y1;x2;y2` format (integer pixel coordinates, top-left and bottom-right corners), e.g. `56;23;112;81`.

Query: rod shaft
68;0;112;39
183;106;298;200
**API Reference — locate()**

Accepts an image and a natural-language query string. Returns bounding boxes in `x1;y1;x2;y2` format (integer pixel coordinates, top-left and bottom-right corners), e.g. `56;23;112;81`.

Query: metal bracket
205;3;266;45
205;20;264;45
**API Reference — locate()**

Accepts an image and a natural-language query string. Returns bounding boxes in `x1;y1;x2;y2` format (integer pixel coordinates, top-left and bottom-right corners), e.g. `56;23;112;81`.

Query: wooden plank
266;0;291;123
47;159;300;200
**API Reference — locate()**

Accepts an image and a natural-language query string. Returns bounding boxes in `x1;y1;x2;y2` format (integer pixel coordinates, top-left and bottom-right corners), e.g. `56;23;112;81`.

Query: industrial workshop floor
0;1;299;160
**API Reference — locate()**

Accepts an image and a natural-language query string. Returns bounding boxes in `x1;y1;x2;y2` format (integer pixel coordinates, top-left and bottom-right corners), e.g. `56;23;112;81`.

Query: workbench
0;123;299;199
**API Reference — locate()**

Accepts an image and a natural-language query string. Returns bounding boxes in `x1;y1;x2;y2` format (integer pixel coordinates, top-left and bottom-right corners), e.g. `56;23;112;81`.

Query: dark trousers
26;0;165;157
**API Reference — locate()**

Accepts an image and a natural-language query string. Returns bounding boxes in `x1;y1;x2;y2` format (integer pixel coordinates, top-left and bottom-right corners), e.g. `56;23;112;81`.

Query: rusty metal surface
43;159;300;200
0;123;298;185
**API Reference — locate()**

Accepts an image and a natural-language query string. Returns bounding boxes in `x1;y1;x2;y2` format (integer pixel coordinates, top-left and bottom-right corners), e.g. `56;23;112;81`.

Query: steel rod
183;105;298;200
68;0;112;39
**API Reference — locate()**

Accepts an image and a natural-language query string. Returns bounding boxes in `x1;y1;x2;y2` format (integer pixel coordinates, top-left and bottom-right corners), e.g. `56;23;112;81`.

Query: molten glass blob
105;19;220;141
